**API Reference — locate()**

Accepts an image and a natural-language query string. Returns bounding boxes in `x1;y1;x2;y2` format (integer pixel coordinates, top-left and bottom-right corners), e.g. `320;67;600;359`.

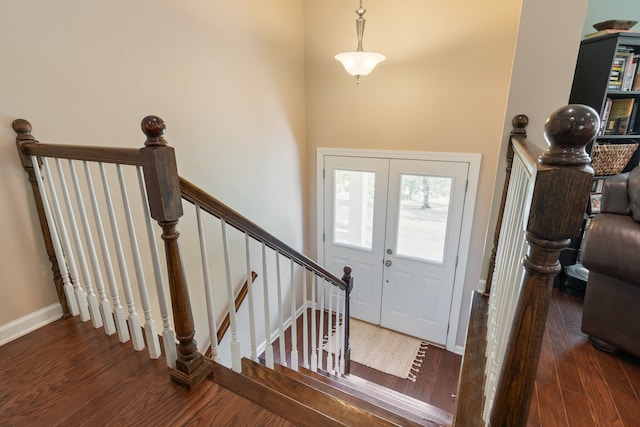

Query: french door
322;155;469;345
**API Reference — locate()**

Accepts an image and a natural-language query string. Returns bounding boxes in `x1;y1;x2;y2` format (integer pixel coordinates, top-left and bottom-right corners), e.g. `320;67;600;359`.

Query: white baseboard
0;303;63;346
454;345;464;356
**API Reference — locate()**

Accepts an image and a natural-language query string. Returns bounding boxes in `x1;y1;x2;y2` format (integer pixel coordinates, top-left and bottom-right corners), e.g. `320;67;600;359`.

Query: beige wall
0;0;590;352
304;0;589;348
0;0;306;326
304;0;522;349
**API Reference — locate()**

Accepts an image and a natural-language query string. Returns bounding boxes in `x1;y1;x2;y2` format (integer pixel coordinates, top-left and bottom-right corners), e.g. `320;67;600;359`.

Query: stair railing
14;115;352;391
454;105;596;426
180;177;353;375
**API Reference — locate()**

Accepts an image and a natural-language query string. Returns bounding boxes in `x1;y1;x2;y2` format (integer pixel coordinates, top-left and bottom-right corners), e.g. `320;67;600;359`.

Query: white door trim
316;147;481;353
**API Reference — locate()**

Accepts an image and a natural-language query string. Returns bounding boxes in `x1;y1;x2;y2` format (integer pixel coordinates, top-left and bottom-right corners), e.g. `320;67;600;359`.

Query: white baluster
310;274;318;372
71;161;108;330
59;159;101;327
245;234;257;362
262;242;274;369
302;269;309;370
91;163;129;343
42;158;87;319
30;156;79;316
317;278;325;371
221;220;242;372
196;205;220;363
117;165;159;358
275;250;286;367
289;259;298;372
136;167;176;367
100;163;143;350
327;284;334;373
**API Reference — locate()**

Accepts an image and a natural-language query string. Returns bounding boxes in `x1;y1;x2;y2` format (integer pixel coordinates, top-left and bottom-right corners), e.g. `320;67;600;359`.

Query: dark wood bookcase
560;32;640;294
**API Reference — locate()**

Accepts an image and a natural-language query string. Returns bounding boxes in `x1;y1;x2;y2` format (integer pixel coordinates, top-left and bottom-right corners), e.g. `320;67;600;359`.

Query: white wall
0;0;306;339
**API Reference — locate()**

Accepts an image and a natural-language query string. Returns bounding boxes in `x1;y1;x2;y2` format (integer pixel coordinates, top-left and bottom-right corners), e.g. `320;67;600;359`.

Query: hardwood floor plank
596;352;640;426
574;324;625;426
534;326;569;427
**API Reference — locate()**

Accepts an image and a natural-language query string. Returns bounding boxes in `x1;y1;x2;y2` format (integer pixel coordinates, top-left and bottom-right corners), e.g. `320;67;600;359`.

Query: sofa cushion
627;166;640;221
601;173;631;215
581;213;640;287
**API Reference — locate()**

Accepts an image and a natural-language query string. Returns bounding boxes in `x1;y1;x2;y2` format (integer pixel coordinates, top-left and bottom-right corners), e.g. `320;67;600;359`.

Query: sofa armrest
601;173;631;215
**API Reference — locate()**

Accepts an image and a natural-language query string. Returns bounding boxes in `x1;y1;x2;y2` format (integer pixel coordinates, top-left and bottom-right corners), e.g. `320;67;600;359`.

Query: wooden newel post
489;105;597;426
139;115;212;388
341;265;353;374
13;119;69;316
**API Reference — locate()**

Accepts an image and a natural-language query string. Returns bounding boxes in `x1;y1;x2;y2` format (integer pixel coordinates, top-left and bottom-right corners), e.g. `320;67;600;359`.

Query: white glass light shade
335;51;386;76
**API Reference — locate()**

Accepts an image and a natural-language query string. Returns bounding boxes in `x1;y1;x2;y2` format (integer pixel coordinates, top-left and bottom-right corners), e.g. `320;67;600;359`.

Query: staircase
211;357;452;426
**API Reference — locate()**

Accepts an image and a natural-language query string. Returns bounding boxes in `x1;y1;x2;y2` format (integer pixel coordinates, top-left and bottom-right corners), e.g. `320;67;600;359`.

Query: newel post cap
540;104;598;166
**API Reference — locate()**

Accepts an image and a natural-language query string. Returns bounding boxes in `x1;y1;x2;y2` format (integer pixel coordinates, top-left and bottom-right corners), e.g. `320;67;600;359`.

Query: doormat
324;319;428;382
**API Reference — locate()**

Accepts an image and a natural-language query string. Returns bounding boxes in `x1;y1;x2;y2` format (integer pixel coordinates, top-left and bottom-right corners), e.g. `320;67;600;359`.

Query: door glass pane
333;169;375;250
396;174;452;263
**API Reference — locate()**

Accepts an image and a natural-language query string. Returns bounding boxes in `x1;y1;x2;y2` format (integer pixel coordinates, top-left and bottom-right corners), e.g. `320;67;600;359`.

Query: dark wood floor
527;287;640;427
0;317;293;426
267;309;462;415
2;287;638;426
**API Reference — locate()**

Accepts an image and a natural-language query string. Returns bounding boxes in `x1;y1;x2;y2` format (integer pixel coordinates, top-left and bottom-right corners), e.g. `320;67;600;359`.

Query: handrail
180;177;348;291
18;141;142;166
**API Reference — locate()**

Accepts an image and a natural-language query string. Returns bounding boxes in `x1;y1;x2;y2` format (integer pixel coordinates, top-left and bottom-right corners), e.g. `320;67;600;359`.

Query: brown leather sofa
580;169;640;358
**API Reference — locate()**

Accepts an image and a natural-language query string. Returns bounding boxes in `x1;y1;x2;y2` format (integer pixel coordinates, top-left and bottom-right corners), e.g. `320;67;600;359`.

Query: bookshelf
560;32;640;294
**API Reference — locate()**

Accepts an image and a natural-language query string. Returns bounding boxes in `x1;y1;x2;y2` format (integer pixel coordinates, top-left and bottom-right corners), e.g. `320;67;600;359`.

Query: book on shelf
622;54;639;91
599;98;613;135
608;47;638;92
633;59;640;91
604;98;635;135
584;29;638;40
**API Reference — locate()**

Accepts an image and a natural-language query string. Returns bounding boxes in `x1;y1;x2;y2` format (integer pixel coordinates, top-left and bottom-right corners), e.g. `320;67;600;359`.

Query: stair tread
273;364;427;427
242;358;400;427
298;366;453;426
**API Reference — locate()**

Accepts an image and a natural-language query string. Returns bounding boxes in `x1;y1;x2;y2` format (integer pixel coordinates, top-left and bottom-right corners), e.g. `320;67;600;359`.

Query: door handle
385;260;392;267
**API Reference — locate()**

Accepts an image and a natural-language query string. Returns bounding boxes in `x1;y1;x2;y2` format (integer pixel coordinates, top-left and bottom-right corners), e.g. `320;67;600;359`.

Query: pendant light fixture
335;0;385;84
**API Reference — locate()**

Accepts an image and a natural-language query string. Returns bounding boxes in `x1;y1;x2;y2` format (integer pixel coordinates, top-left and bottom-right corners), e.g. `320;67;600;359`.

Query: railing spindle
245;234;258;362
117;164;160;358
100;163;144;351
275;250;286;367
196;205;221;362
317;278;326;372
56;159;101;327
221;219;242;373
327;283;334;373
84;161;127;340
68;160;105;329
289;259;298;371
137;166;176;367
310;274;318;372
261;242;274;368
30;156;79;316
302;269;309;370
42;158;87;319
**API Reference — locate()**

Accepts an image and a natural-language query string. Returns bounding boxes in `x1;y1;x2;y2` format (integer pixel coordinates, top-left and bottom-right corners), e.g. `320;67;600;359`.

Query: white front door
323;155;469;345
380;159;468;344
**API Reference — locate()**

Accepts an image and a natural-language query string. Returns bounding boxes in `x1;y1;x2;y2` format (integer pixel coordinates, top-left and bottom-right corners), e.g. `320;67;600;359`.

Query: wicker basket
591;142;638;176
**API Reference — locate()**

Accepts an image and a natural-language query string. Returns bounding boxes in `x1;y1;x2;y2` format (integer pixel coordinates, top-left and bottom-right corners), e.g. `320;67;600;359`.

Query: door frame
316;148;481;354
